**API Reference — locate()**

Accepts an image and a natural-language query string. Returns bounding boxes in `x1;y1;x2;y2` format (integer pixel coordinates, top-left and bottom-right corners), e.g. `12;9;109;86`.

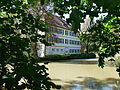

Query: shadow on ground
52;77;120;90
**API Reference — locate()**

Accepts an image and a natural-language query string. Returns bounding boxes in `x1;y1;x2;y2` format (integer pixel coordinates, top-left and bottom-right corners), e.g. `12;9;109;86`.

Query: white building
37;14;81;57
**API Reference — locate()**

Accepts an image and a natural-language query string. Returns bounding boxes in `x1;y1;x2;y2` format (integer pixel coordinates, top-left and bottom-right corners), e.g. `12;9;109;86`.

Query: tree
53;0;120;74
0;0;60;89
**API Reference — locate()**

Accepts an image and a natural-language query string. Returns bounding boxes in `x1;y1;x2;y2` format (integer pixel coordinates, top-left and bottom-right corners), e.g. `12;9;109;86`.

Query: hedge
38;53;96;61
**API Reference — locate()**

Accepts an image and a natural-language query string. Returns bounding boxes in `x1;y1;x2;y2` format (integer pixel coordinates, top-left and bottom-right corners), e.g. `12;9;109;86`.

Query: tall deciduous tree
0;0;60;89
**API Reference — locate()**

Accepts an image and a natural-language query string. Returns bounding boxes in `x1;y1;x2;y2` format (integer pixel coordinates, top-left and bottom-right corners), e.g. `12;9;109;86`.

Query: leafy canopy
0;0;60;89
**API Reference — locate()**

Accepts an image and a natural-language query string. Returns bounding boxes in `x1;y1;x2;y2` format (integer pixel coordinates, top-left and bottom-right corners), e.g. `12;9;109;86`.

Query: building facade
37;14;81;57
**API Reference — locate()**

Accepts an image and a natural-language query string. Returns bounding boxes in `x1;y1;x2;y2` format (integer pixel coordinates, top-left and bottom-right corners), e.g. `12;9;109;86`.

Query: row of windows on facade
47;37;80;45
48;27;79;37
51;48;80;53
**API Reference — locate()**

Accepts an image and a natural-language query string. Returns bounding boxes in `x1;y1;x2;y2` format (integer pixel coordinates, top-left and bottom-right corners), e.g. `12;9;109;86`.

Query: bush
39;53;96;61
39;54;70;61
79;53;88;58
69;54;81;59
87;53;96;58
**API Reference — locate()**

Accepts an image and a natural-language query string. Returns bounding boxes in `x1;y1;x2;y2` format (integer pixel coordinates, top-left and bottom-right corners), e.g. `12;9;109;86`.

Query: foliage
40;54;70;61
52;0;120;74
27;0;54;8
81;17;120;68
69;53;96;59
0;0;60;89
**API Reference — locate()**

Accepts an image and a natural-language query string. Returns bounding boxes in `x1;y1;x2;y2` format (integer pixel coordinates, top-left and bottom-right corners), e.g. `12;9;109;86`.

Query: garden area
0;0;119;90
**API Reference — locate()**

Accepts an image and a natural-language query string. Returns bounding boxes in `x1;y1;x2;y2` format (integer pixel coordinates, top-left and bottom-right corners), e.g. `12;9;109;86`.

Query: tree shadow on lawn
53;77;120;90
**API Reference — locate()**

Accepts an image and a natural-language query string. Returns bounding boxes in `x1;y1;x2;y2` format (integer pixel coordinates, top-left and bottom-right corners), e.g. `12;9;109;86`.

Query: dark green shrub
79;53;96;59
69;54;80;59
79;53;87;58
43;54;70;61
87;53;96;58
39;53;96;61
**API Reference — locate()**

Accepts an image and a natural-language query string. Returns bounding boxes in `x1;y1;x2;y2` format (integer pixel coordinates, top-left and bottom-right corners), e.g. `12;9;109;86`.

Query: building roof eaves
45;13;71;30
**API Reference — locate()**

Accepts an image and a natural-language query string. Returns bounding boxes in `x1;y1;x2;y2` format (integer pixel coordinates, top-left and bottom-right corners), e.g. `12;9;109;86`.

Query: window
48;27;64;35
75;49;77;53
65;39;68;44
54;38;57;43
58;29;61;34
69;40;72;44
48;27;53;32
69;31;77;37
59;38;64;43
75;41;77;45
54;28;64;34
61;30;64;34
56;49;59;52
72;33;75;37
54;38;64;43
47;27;50;30
52;27;55;32
47;37;53;42
61;49;63;52
70;32;72;36
69;49;74;53
77;50;80;53
76;41;80;45
72;40;75;45
52;48;55;51
69;49;80;54
69;40;80;45
72;49;74;53
78;41;80;45
65;31;68;35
